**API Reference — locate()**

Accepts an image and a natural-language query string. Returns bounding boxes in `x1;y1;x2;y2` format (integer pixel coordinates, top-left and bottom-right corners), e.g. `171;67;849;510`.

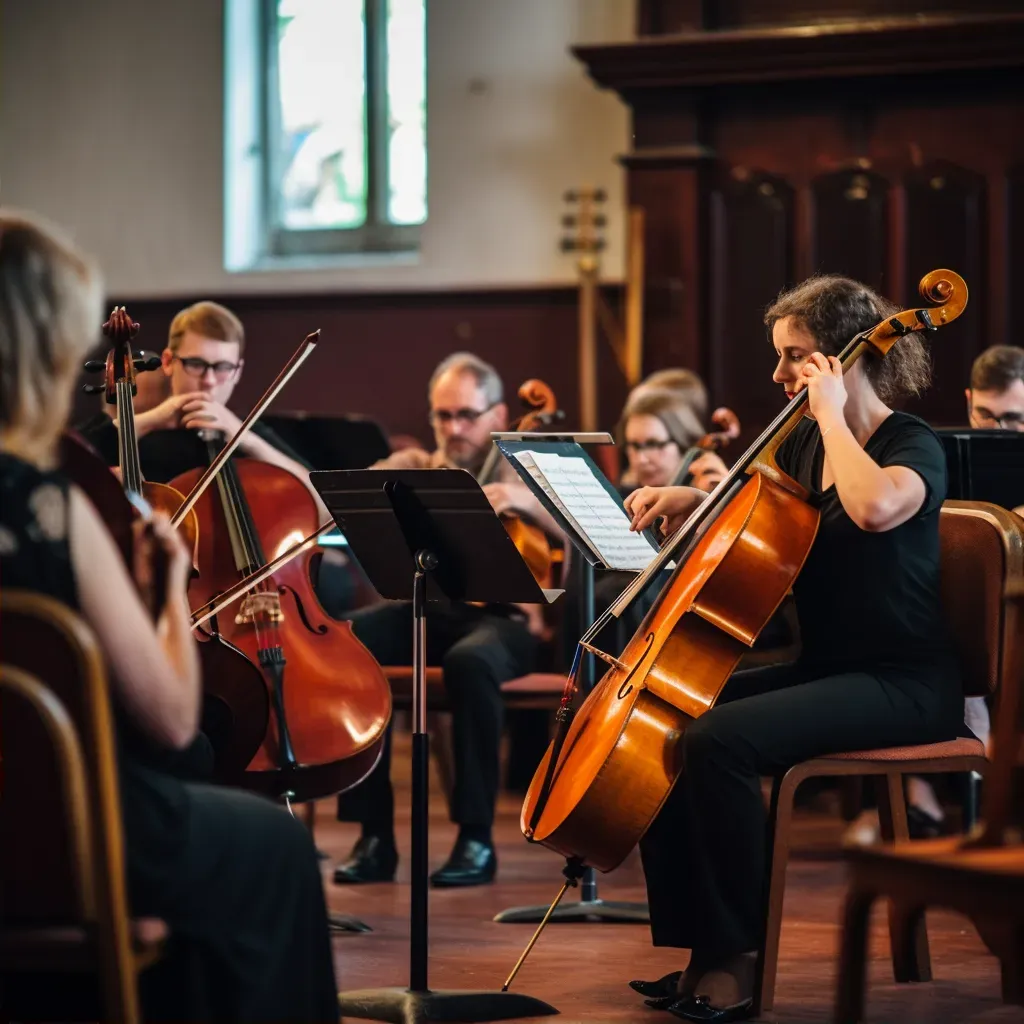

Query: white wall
1;0;632;298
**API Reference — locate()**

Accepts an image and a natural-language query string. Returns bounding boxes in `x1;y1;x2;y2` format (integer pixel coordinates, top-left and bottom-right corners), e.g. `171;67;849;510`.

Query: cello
80;306;270;775
520;269;968;875
167;337;391;804
476;378;565;591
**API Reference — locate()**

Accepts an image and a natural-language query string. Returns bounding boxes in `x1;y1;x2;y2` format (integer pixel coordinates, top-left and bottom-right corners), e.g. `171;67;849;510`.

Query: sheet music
513;450;660;571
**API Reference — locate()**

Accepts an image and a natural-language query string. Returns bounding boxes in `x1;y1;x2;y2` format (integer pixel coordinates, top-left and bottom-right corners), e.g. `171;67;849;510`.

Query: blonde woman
0;211;338;1022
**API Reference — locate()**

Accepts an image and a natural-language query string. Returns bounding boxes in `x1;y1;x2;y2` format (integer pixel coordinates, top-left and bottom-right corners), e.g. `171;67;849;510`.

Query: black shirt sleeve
875;417;948;516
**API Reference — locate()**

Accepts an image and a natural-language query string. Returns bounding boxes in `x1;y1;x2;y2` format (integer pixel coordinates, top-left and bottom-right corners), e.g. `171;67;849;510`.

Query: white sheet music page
514;451;660;571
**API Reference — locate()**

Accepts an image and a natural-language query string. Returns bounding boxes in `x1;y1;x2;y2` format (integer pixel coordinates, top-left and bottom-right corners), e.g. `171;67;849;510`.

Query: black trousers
640;661;962;963
337;600;538;829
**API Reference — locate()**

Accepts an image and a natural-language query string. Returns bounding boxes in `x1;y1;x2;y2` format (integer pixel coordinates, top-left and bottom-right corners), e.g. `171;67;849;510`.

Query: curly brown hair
764;275;932;404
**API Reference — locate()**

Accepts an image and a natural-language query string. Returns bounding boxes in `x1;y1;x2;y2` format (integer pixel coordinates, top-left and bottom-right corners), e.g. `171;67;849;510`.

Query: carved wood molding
572;13;1024;92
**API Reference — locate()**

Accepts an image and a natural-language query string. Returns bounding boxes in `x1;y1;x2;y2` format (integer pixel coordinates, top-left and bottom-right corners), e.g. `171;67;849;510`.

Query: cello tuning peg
561;214;576;227
134;353;162;371
563;189;579;202
593;215;607;228
83;359;105;373
82;383;104;395
559;239;577;252
594;188;607;202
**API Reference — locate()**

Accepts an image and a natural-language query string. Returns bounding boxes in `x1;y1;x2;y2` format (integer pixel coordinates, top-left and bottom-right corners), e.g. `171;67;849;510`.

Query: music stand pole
493;556;648;925
315;469;559;1024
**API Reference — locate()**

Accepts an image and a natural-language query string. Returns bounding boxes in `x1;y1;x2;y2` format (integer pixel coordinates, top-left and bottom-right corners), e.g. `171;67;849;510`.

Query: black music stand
310;468;560;1024
486;434;650;926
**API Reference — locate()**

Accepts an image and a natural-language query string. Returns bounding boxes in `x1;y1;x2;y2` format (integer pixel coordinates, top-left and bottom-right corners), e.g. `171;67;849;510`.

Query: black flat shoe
666;995;754;1023
332;835;398;884
629;971;684;999
429;838;496;888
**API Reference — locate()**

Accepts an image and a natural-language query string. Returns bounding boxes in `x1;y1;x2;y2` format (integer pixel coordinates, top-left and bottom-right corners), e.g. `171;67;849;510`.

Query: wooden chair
755;500;1019;1014
831;500;1024;1022
0;590;166;1024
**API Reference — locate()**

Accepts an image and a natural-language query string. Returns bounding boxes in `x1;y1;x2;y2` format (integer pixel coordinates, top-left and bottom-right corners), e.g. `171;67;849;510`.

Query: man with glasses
334;352;561;888
966;344;1024;432
78;301;318;505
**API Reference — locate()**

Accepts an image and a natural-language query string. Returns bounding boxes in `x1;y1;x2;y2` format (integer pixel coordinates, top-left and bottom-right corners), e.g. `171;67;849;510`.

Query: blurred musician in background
333;352;564;889
966;344;1024;432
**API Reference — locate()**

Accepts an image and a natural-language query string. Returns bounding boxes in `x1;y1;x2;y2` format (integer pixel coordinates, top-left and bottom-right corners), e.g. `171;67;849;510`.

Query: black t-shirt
776;411;956;678
74;413;311;482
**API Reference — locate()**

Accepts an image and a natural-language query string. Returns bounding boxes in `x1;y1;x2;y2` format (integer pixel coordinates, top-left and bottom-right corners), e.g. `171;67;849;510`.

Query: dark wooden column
574;8;1024;440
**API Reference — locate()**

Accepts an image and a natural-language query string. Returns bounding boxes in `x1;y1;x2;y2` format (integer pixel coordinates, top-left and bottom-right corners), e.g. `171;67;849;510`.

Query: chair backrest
0;589;140;1018
939;501;1018;698
938;503;1024;845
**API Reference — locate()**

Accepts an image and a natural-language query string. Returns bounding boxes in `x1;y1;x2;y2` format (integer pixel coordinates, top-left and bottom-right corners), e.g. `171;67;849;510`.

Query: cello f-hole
617;632;655;700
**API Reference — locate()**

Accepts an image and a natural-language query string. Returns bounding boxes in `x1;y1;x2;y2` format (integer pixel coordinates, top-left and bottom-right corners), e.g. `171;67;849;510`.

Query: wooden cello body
170;449;392;802
524;473;817;869
521;269;969;872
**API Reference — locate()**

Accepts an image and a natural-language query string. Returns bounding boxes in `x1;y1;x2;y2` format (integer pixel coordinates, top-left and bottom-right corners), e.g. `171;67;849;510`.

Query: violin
82;307;270;776
477;378;565;589
167;334;391;803
520;269;969;873
670;407;741;488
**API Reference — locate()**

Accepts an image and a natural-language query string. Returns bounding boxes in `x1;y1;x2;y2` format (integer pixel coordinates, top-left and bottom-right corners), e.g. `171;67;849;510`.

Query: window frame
259;0;423;258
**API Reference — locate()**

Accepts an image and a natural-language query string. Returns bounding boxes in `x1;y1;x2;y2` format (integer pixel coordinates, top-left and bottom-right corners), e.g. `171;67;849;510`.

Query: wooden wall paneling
1008;165;1024;344
810;167;890;294
636;0;708;36
707;166;794;446
623;153;713;382
902;161;987;426
75;288;603;445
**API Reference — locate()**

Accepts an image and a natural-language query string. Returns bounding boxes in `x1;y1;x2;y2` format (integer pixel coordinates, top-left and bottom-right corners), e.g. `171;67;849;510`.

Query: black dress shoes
332;836;398;884
429;838;497;888
665;995;753;1022
629;971;683;999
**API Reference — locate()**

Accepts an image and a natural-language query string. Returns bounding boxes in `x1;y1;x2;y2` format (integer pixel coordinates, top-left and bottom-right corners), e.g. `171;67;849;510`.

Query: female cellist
0;209;339;1022
622;274;963;1022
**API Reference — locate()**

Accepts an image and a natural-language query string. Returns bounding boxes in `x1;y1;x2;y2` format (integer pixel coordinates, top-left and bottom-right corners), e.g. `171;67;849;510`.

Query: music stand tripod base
338;987;558;1024
494;896;648;924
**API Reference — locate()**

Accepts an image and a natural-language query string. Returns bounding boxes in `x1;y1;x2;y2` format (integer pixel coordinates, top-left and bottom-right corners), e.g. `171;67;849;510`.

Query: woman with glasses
619;390;727;494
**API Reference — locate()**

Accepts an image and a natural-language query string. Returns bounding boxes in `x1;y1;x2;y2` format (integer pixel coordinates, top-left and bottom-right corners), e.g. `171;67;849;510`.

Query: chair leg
876;773;931;983
833;885;877;1024
755;771;798;1014
974;918;1024;1005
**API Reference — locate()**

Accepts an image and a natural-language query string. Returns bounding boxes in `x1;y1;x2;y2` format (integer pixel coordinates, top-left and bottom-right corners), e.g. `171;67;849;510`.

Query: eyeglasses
967;397;1024;431
173;355;241;380
624;439;679;453
428;402;498;427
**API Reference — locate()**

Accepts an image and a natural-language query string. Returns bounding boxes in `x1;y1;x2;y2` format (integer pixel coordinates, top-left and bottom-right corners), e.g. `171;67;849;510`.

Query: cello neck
115;375;146;497
202;431;267;577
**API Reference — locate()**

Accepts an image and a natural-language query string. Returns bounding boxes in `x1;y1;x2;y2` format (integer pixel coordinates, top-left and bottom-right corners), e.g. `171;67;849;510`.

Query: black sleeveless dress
0;453;339;1022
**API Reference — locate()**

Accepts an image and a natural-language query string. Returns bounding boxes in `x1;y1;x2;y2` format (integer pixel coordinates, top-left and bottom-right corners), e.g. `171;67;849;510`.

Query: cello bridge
236;592;284;624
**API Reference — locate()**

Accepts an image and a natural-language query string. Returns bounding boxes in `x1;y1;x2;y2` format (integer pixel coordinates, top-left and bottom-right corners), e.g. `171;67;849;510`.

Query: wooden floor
312;735;1021;1024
